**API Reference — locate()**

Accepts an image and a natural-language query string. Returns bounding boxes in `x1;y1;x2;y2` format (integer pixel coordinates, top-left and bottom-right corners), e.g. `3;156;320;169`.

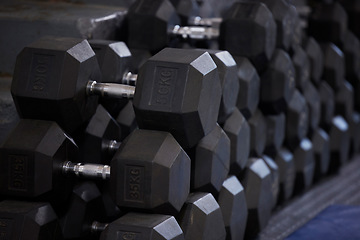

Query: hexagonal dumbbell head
303;37;324;85
328;116;350;173
190;124;230;196
134;48;221;149
234;56;260;120
100;213;184;240
0;119;77;199
0;200;62;240
264;113;285;156
335;81;354;121
248;109;267;157
178;192;226;240
223;108;250;175
259;0;298;50
274;147;295;203
319;81;335;129
111;129;190;214
285;90;309;148
302;81;321;135
218;175;248;240
292;138;315;193
311;128;330;180
322;43;345;90
11;37;101;133
89;40;132;83
205;50;239;124
219;1;277;73
60;182;106;239
260;49;296;114
308;2;348;46
241;157;272;238
262;154;279;209
290;44;310;90
126;0;181;52
78;104;122;164
350;112;360;156
170;0;199;25
343;30;360;84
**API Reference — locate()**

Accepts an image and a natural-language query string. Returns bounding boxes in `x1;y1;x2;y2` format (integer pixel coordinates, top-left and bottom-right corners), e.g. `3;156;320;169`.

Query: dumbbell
11;37;221;149
262;154;280;209
0;119;191;215
0;200;63;240
259;49;296;114
308;1;348;47
177;192;226;240
90;39;240;124
254;0;298;50
126;0;277;72
61;181;184;240
115;100;138;140
240;157;273;238
338;0;360;39
217;175;248;240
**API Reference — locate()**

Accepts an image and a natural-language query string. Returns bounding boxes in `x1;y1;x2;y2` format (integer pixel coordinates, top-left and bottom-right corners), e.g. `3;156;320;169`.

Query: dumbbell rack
1;0;360;239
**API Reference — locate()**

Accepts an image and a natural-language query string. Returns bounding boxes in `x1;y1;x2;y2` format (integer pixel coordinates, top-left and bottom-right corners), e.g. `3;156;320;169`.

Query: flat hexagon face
111;129;190;214
261;0;298;50
178;192;226;240
79;105;122;164
206;50;239;124
293;138;315;192
303;37;323;84
248;109;267;157
319;81;335;128
335;81;354;121
303;81;321;133
218;176;247;240
192;124;230;195
329;116;350;171
116;100;138;141
312;128;330;177
219;2;276;72
101;213;184;240
286;90;309;148
0;119;78;198
322;43;345;89
134;48;221;149
223;109;250;175
274;147;295;202
234;57;260;120
11;37;100;133
242;158;272;238
291;44;310;90
0;201;61;240
308;2;347;46
89;40;131;83
265;113;285;155
260;49;296;114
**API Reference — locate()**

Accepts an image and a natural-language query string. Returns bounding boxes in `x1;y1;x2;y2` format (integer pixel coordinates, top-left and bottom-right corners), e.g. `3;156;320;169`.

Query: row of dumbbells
1;0;360;239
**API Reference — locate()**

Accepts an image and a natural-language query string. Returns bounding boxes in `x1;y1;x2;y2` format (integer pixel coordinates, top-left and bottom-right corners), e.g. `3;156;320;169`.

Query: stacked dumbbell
1;0;360;239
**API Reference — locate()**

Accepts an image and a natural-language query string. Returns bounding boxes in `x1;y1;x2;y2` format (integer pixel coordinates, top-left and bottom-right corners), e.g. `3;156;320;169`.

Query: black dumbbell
218;175;248;240
248;109;267;157
259;49;296;114
274;147;295;203
61;181;184;240
126;0;277;72
0;119;191;215
222;108;250;176
262;154;280;209
11;37;221;149
177;192;226;240
264;113;286;156
188;124;230;197
303;37;324;86
240;157;273;238
0;200;63;240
